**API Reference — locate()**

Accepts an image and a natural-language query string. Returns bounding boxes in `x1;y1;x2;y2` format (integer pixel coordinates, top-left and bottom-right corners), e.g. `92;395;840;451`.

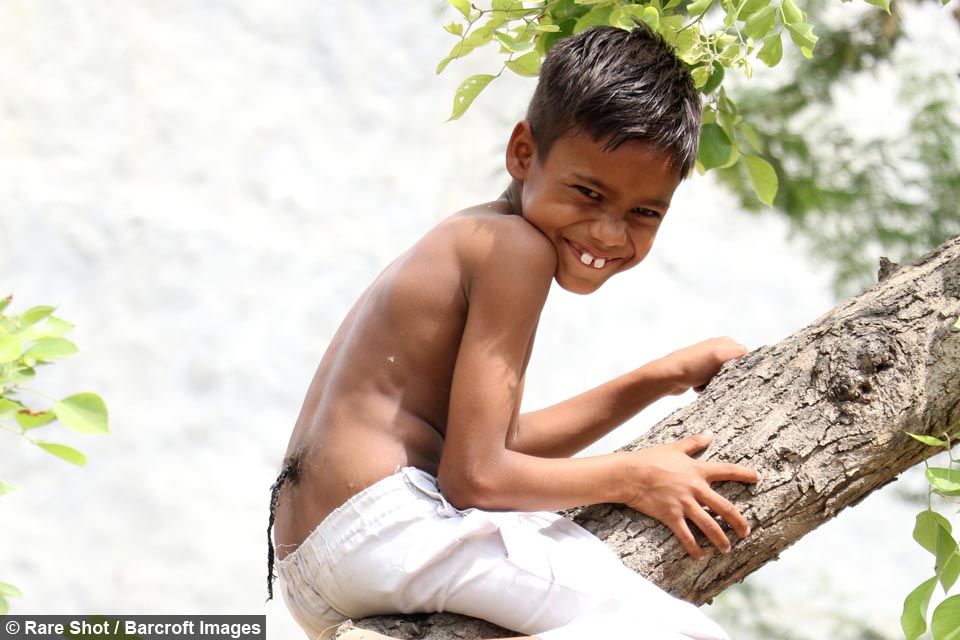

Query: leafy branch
436;0;954;209
0;294;110;614
901;315;960;639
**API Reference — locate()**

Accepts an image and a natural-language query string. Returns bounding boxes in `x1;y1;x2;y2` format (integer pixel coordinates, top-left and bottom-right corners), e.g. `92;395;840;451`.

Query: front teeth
579;249;606;269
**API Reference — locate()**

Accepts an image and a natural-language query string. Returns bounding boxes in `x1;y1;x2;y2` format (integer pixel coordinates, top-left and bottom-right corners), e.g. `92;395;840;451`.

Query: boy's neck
500;180;523;218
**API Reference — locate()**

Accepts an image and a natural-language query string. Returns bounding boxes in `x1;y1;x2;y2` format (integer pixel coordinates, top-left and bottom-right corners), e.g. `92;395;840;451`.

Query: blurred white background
1;1;957;638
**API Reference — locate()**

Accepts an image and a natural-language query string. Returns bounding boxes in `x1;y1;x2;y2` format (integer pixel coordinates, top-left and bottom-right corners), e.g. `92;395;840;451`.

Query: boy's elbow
437;465;499;511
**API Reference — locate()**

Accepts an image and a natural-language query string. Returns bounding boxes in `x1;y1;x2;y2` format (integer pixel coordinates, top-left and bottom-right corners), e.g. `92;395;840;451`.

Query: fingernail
745;526;751;536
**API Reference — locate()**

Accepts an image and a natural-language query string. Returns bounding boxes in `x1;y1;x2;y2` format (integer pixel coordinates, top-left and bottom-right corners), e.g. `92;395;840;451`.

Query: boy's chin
554;275;608;295
555;257;642;294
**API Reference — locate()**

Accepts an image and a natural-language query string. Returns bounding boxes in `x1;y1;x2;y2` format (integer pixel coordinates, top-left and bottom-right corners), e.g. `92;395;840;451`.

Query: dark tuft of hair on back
526;24;701;177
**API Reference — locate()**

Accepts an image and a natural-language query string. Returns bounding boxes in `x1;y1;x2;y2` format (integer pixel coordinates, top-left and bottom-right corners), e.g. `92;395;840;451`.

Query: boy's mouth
567;240;613;270
579;250;606;269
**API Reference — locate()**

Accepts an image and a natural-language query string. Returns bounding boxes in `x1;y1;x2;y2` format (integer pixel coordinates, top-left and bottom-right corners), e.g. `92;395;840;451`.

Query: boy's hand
660;337;747;395
622;433;759;558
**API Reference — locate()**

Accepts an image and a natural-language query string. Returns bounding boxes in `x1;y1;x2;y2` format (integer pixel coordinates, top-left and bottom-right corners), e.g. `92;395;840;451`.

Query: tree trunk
333;235;960;640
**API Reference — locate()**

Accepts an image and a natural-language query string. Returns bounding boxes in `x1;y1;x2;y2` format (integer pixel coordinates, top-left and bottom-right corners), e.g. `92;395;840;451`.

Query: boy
268;24;759;640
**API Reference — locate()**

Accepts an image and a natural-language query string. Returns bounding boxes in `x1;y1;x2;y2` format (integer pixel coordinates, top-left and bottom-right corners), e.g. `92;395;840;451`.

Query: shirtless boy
268;24;759;640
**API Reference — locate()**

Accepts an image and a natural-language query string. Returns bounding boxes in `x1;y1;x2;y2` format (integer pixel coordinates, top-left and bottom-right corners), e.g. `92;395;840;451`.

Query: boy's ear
505;120;536;181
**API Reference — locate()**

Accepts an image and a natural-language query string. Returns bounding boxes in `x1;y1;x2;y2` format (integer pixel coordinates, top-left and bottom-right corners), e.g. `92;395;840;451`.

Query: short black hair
526;24;701;176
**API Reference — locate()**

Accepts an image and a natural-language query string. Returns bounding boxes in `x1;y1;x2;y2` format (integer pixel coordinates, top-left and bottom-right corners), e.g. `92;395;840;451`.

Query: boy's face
506;121;682;295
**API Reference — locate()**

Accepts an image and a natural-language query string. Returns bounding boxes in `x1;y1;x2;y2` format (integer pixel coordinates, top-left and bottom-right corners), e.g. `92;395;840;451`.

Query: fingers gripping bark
623;433;758;558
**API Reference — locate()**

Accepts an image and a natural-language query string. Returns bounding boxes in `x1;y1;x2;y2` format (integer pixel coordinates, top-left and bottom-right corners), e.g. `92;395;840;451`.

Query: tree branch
335;234;960;640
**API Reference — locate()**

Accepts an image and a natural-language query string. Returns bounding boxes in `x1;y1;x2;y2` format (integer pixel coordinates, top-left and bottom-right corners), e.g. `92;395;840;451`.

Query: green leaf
617;6;660;30
505;51;541;77
658;14;684;39
915;511;955;555
928;467;960;496
437;55;456;75
739;0;770;19
954;315;960;330
700;61;725;95
574;5;614;32
687;0;714;17
863;0;892;13
909;432;950;448
7;365;35;385
901;576;938;640
437;27;492;73
35;441;87;466
743;154;779;204
739;123;762;153
22;305;56;325
718;43;742;65
698;123;734;170
785;22;818;51
449;73;496;120
935;528;960;591
444;22;464;36
494;31;535;53
44;316;75;337
0;582;20;598
722;142;741;169
780;0;803;24
449;0;472;19
0;295;11;313
15;409;57;430
932;595;960;640
640;6;660;29
20;315;76;344
54;392;110;435
24;337;79;360
464;24;495;47
691;64;712;88
0;396;22;416
675;29;700;61
744;5;777;40
0;480;16;496
0;335;22;363
758;31;783;67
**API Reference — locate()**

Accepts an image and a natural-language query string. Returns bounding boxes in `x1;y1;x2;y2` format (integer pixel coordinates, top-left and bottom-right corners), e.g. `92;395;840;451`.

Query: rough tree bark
333;235;960;640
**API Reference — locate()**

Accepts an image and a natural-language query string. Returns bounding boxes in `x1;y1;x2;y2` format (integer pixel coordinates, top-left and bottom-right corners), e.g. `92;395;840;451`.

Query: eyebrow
570;172;672;210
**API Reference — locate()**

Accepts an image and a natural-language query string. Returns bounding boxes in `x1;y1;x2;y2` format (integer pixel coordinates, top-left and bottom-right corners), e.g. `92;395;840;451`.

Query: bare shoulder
443;203;558;285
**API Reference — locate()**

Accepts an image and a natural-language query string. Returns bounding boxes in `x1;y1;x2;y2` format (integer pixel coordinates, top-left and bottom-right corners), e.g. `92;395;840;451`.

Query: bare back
272;202;544;558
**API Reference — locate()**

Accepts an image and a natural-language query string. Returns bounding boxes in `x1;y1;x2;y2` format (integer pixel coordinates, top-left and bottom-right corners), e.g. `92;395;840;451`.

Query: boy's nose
590;215;627;248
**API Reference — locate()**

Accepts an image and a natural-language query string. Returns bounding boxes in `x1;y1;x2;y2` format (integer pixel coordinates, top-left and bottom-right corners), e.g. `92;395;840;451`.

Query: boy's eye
575;185;601;200
631;208;662;219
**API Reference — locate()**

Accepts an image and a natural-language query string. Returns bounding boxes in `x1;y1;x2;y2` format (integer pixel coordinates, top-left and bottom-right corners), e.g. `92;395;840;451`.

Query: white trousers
276;467;729;640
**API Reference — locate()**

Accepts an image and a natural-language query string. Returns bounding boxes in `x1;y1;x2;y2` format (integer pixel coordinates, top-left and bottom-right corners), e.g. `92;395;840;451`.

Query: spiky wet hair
526;24;701;176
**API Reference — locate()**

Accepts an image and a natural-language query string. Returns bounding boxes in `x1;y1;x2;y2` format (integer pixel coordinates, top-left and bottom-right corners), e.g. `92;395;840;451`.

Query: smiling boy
268;24;759;640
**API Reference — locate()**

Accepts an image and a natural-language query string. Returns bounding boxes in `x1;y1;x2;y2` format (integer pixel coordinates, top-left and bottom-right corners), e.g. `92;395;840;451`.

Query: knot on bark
878;256;900;282
813;327;899;404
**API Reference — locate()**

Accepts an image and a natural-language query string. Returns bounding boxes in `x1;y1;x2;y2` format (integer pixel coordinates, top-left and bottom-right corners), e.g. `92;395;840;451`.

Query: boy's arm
511;338;747;458
438;224;628;512
437;225;757;557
